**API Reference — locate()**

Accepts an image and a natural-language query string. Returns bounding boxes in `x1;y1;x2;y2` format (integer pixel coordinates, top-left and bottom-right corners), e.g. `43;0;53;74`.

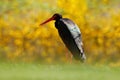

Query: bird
40;13;86;62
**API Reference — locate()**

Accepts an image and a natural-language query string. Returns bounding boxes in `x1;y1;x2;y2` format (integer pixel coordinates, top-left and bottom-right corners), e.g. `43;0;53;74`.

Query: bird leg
65;51;73;64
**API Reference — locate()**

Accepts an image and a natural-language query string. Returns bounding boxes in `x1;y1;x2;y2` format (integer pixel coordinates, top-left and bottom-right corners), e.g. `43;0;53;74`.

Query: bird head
40;13;62;25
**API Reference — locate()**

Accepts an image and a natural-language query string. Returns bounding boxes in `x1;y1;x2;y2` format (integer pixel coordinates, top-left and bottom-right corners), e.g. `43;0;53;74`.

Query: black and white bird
40;13;86;62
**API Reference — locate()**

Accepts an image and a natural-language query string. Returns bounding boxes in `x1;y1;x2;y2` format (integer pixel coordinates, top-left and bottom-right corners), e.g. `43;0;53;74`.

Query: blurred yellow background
0;0;120;65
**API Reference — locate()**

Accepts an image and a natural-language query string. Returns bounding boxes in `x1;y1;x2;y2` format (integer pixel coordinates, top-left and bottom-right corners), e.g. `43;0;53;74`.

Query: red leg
65;51;73;64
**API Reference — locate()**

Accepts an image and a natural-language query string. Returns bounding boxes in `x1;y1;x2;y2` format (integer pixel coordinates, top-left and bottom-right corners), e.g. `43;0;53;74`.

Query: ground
0;63;120;80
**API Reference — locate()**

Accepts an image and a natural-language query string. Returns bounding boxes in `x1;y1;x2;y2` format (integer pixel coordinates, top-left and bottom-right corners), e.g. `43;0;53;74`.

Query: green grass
0;63;120;80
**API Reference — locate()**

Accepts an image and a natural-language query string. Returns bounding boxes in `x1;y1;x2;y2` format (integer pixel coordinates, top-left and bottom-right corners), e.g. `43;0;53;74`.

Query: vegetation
0;1;120;80
0;63;120;80
0;0;120;65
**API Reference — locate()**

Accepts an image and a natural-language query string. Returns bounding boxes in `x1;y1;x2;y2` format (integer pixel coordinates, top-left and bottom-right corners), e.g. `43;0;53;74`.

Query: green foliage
0;63;120;80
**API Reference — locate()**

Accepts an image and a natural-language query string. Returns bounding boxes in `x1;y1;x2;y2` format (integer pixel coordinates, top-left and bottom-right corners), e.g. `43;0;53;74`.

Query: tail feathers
80;53;86;62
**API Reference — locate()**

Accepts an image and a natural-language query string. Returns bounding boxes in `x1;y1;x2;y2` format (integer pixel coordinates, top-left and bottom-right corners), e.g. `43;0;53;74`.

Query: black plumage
40;13;86;62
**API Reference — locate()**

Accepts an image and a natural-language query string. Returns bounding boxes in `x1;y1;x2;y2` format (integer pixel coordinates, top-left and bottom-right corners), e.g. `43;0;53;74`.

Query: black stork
40;13;86;62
